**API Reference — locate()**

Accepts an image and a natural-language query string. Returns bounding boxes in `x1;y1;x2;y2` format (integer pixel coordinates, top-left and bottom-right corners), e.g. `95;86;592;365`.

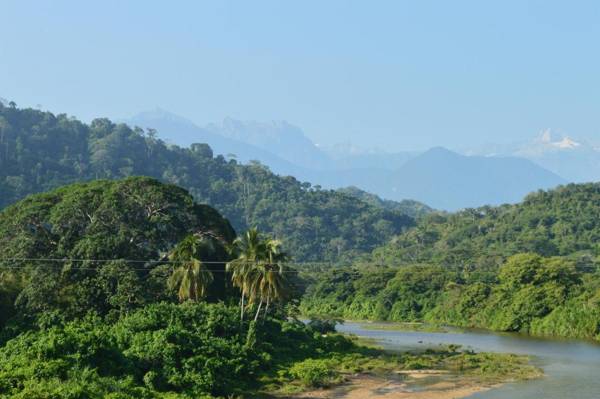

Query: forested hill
368;183;600;268
337;186;434;219
0;103;414;261
303;183;600;341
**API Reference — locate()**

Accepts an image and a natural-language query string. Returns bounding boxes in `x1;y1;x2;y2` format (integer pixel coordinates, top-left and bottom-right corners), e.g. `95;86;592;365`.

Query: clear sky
1;0;599;150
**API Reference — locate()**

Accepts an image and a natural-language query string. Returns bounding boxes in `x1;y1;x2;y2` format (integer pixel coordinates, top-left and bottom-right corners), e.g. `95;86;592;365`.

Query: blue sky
1;0;599;150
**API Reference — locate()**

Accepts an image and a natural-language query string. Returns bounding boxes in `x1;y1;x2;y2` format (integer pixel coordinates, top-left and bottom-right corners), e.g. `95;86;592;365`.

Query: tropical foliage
0;178;532;398
368;183;600;268
0;103;563;397
227;228;291;321
0;103;415;262
302;253;600;341
0;302;364;398
167;234;219;302
300;183;600;342
0;177;342;398
0;177;236;321
337;186;434;219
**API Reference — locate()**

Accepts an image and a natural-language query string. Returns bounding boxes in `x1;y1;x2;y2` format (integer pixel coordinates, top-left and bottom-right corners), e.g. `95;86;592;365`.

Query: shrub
307;318;342;334
289;359;339;387
0;303;257;398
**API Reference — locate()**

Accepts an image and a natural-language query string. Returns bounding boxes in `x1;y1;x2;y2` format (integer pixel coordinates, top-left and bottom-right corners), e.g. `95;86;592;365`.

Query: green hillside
302;184;600;341
0;103;414;262
337;186;434;219
369;183;600;268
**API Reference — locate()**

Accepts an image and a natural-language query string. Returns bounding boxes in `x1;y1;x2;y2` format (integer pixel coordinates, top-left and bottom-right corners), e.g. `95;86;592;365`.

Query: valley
2;2;599;398
0;103;599;398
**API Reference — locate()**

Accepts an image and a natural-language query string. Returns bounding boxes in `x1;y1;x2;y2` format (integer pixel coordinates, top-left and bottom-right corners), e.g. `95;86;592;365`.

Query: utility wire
0;257;383;273
0;257;343;265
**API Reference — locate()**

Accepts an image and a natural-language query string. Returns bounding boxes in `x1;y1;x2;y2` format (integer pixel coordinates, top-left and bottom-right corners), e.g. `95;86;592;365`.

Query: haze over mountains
466;130;600;184
126;109;573;211
389;147;565;210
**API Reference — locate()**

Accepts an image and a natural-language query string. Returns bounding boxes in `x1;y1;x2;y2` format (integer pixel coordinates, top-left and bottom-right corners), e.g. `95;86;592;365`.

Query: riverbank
335;321;600;398
264;337;541;399
358;321;451;333
286;373;495;399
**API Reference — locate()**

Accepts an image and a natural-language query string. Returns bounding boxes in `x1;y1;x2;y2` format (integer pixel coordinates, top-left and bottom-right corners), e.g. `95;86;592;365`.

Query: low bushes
288;359;340;387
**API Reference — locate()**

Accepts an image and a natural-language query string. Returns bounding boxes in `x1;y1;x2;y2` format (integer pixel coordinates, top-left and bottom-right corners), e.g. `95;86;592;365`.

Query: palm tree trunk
240;292;245;322
264;296;270;319
254;299;263;322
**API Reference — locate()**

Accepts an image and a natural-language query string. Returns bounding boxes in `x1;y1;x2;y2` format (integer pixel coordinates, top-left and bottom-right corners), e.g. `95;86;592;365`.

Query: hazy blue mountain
386;147;566;210
126;109;415;173
466;130;600;183
124;109;308;177
204;118;334;170
332;152;417;170
321;142;417;170
125;110;567;211
123;110;412;196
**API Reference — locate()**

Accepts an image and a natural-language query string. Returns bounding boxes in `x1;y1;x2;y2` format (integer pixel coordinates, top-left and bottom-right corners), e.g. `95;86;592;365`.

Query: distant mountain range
124;110;568;211
386;147;565;210
465;130;600;183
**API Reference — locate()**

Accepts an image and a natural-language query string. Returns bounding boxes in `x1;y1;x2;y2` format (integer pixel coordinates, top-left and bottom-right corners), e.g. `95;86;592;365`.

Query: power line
0;257;340;265
0;257;238;264
0;268;364;274
0;265;369;274
0;257;380;273
0;257;480;275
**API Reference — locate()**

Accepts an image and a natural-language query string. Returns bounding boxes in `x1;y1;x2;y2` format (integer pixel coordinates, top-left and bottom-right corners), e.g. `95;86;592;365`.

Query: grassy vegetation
259;335;541;396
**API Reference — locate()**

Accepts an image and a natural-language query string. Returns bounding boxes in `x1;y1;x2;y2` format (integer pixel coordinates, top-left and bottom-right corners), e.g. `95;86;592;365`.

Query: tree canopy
368;183;600;268
302;254;600;340
0;103;415;262
0;177;235;320
302;183;600;341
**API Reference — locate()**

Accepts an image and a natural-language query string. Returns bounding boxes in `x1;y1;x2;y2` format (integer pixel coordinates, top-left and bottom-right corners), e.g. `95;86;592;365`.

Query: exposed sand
400;370;449;380
288;371;495;399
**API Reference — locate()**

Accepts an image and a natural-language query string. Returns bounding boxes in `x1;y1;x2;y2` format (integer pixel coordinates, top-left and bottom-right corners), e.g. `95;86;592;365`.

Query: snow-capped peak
553;136;581;149
535;129;580;150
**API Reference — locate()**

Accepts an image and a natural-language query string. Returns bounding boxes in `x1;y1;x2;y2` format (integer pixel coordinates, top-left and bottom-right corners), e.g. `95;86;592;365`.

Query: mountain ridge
124;109;566;210
465;130;600;183
386;147;566;210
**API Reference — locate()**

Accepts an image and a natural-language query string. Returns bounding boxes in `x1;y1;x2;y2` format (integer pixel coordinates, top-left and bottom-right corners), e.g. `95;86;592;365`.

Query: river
337;322;600;398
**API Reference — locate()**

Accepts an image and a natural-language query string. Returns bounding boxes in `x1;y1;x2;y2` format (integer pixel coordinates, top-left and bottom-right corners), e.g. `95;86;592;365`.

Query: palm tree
227;229;291;321
263;238;290;317
247;237;290;321
168;235;214;302
226;228;265;321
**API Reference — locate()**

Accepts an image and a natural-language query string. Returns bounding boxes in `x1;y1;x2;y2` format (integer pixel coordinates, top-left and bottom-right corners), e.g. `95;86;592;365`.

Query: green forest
0;177;538;398
2;102;600;397
0;103;417;262
302;183;600;341
0;177;366;397
1;103;600;345
368;183;600;267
